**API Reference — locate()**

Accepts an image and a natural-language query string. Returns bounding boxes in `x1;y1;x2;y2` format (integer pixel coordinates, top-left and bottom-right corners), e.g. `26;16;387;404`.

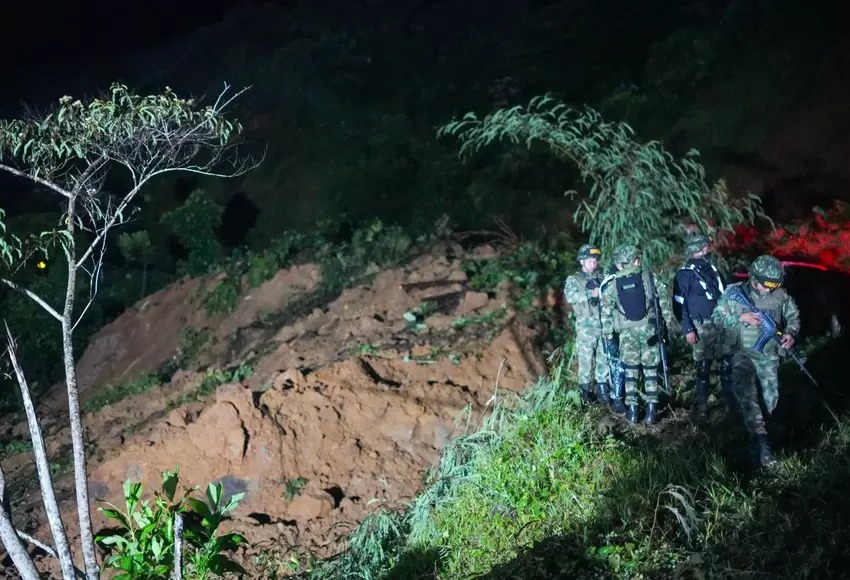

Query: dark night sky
0;0;292;210
0;0;293;102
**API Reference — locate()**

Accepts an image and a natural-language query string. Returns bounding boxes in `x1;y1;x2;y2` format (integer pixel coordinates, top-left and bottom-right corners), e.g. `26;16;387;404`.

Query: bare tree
0;82;259;579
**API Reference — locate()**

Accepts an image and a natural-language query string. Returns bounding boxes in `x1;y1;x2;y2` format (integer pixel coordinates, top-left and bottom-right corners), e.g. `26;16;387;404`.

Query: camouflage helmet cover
684;234;710;256
577;244;602;262
612;244;640;266
749;254;784;289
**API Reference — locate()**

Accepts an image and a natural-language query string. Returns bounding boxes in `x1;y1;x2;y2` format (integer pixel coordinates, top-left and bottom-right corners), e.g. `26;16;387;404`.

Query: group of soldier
563;235;801;467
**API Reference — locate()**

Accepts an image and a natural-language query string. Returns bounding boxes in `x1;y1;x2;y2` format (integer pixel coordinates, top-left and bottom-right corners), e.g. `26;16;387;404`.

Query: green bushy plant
161;190;225;276
96;469;246;579
117;230;156;298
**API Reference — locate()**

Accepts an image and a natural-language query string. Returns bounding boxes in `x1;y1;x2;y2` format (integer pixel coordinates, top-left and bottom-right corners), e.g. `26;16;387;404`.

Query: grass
83;372;167;413
276;333;850;579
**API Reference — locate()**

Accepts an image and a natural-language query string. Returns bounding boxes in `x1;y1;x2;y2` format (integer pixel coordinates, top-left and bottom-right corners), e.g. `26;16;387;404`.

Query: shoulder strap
642;269;656;297
600;272;617;290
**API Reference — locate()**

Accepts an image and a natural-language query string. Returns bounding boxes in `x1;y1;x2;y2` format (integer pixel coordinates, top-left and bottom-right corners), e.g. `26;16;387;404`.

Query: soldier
563;244;610;405
600;244;672;424
672;234;736;421
711;255;800;466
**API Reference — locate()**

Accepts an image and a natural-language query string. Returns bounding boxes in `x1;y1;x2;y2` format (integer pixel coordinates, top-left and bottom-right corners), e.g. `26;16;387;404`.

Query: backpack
616;272;648;321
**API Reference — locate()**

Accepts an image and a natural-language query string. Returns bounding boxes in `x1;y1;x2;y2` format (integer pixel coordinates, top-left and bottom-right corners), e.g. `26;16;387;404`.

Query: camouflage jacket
600;266;672;336
711;281;801;356
564;269;603;329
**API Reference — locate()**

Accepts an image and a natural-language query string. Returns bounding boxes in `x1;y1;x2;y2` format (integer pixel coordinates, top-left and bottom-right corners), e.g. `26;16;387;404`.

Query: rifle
587;278;625;395
725;285;818;387
645;271;671;395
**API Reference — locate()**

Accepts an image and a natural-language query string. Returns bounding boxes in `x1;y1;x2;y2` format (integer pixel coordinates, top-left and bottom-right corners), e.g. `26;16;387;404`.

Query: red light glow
723;203;850;275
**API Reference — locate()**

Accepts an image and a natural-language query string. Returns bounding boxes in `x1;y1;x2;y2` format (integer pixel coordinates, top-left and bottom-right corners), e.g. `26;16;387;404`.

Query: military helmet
612;244;640;266
684;234;710;256
577;244;602;262
749;255;784;289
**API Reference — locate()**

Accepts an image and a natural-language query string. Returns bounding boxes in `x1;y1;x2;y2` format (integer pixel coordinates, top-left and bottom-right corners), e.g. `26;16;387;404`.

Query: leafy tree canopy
439;95;768;271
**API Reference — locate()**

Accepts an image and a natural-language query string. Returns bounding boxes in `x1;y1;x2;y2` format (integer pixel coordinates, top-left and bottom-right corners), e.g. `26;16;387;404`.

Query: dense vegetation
0;0;848;577
281;332;850;579
0;0;845;404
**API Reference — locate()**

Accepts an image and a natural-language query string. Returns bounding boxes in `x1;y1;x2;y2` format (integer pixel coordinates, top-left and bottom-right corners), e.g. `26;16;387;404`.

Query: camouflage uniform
712;255;801;465
600;245;673;424
564;244;610;404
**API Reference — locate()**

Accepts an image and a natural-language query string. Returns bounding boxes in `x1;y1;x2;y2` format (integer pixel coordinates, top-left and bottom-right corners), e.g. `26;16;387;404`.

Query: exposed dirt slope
0;241;549;577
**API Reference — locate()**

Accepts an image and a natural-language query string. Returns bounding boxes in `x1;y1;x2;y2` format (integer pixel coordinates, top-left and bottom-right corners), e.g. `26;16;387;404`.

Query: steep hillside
0;239;551;577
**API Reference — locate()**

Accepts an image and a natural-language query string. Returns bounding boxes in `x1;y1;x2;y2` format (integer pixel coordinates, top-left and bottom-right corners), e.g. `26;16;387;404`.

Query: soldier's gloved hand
588;296;600;307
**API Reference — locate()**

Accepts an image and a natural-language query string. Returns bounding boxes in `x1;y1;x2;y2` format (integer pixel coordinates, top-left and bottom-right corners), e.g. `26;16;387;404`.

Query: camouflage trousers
575;324;610;386
619;324;661;406
690;320;732;362
730;349;779;436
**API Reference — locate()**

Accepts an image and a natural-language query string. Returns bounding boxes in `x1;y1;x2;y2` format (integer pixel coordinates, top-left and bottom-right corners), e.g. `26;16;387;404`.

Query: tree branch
73;182;142;269
0;162;72;199
14;528;86;578
5;327;79;580
70;156;108;196
0;466;41;579
0;279;62;322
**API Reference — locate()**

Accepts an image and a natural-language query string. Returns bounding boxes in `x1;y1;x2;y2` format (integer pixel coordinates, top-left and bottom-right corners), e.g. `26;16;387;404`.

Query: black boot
694;360;711;422
609;357;626;414
611;398;626;414
579;383;595;405
626;404;639;424
644;402;658;425
752;434;776;466
718;356;740;418
595;381;610;405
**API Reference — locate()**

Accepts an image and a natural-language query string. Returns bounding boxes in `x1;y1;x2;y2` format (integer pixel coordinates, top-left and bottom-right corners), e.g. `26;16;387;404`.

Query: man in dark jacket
672;234;736;421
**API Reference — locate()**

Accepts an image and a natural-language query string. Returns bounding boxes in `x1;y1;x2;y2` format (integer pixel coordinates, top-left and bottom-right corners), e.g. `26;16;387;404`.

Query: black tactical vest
616;272;648;321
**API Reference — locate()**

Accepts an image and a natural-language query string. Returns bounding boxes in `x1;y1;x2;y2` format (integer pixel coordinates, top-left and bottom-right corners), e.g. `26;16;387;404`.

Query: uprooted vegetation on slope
0;231;579;577
293;330;850;580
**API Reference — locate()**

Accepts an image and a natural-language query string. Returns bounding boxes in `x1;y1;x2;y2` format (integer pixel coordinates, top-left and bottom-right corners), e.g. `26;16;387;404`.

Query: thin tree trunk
172;512;183;580
62;197;100;579
0;467;41;580
4;323;78;579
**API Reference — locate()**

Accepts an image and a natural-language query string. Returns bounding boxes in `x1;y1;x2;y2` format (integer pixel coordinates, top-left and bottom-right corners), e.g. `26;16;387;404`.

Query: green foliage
0;438;33;458
173;327;213;372
0;208;22;267
84;372;166;413
0;81;247;416
283;477;308;501
161;190;225;276
118;230;156;297
439;96;767;271
201;275;241;317
169;363;255;409
96;468;246;579
463;236;575;313
315;219;412;292
0;83;240;175
244;233;309;288
292;334;850;580
118;231;155;264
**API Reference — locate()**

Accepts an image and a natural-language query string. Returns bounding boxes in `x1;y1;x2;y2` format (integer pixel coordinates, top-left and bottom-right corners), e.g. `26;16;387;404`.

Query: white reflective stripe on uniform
711;263;725;292
683;263;723;300
673;294;685;304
